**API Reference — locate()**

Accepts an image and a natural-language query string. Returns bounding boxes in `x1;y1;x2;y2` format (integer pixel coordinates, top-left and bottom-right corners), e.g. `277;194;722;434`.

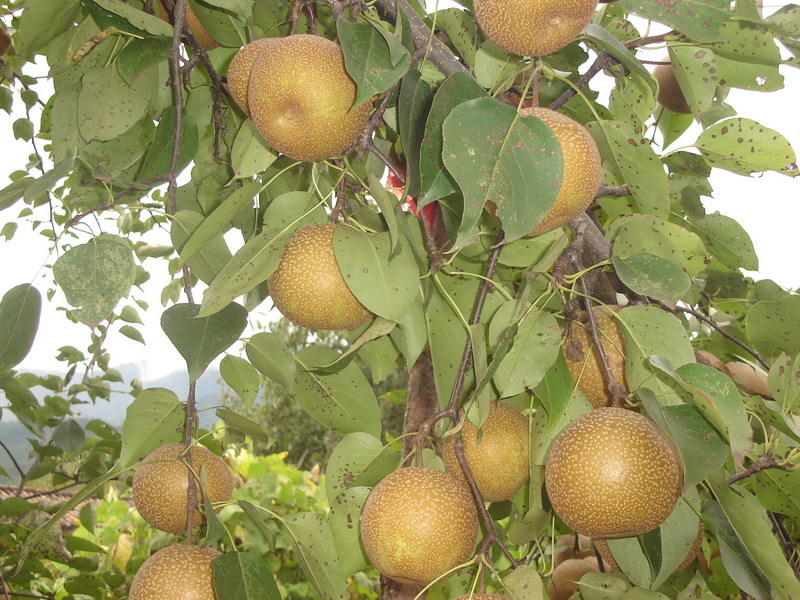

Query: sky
0;10;798;383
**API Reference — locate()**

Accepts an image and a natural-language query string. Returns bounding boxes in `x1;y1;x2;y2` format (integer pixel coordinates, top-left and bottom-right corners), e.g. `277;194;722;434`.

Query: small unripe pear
563;305;628;408
360;467;478;585
545;408;683;538
129;544;221;600
132;443;234;534
441;402;529;502
267;223;373;330
474;0;599;57
248;34;373;162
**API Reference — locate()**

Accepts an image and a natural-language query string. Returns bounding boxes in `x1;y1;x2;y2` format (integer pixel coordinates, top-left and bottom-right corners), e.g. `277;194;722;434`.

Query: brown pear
156;0;219;50
129;544;220;600
227;38;276;115
547;557;600;600
653;61;691;114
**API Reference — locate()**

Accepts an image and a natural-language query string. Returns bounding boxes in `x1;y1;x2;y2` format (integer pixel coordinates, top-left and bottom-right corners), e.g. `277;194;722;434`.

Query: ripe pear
547;557;600;600
486;107;601;236
155;0;219;50
360;467;479;585
474;0;599;57
227;38;276;115
248;34;373;162
129;543;221;600
267;223;373;330
544;407;683;538
563;305;628;408
441;402;530;502
725;361;771;397
552;533;594;566
653;61;691;114
132;442;234;534
594;521;704;571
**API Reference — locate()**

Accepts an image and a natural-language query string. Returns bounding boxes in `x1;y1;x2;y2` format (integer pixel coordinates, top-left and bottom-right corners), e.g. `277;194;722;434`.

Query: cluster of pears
228;34;372;162
128;442;235;600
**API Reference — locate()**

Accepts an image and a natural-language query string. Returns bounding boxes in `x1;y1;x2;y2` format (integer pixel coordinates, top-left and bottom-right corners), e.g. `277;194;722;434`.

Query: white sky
0;13;798;381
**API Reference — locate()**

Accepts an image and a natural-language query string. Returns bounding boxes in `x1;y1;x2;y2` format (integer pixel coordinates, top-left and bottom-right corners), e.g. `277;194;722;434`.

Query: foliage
0;0;799;600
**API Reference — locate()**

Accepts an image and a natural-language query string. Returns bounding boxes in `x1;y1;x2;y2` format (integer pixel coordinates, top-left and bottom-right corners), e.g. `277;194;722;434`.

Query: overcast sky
0;14;797;381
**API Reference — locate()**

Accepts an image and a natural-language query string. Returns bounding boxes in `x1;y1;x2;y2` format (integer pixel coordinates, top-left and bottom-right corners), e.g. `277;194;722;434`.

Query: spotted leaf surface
283;513;348;600
620;0;731;43
745;296;800;361
77;67;149;142
325;432;400;501
696;118;797;176
212;551;282;600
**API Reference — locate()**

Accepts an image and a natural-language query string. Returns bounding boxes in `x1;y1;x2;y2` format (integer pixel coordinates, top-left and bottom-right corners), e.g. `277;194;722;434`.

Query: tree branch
0;438;25;481
724;455;791;485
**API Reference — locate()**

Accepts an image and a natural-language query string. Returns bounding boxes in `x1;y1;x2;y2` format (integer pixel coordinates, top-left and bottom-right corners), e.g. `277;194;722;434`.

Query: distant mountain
0;364;228;484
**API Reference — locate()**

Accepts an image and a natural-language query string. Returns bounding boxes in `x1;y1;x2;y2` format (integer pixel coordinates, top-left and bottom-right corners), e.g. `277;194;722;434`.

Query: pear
155;0;219;50
544;407;683;538
474;0;599;57
248;34;372;162
129;544;221;600
227;38;276;116
547;557;600;600
653;61;691;114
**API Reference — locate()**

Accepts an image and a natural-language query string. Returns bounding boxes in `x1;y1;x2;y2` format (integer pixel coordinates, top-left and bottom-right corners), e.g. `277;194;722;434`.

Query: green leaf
333;228;420;322
293;346;382;437
16;0;81;58
753;468;800;519
199;191;326;317
119;388;183;467
582;25;656;89
327;487;370;577
0;284;41;373
685;212;758;271
618;0;731;42
89;0;174;36
215;408;272;444
161;302;248;382
212;552;282;600
53;419;85;453
768;353;800;414
418;71;487;207
138;106;200;180
442;97;562;248
282;513;349;600
613;254;691;301
696;118;797;176
707;477;800;600
171;210;233;285
578;572;630;600
707;20;783;92
490;304;561;397
337;19;411;108
177;181;262;267
245;332;296;390
0;177;34;212
434;9;480;68
398;70;433;198
669;45;718;118
220;355;261;405
502;564;544;600
745;296;800;361
588;120;669;218
231;119;277;179
117;37;173;80
78;67;149;142
325;432;400;501
52;236;136;327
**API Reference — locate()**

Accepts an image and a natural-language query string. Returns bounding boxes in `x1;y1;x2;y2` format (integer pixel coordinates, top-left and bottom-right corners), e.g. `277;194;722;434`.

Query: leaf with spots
668;45;718;118
577;572;630;599
501;564;544;600
333;228;420;323
220;355;260;406
619;0;731;43
745;296;800;361
328;487;371;577
231;119;277;180
282;512;349;600
706;20;783;92
212;551;282;600
52;236;136;327
161;302;248;383
588;120;669;218
171;211;233;285
77;67;149;142
582;25;656;89
216;408;272;444
684;212;757;271
246;332;295;390
442;97;562;248
325;432;400;501
768;353;800;414
695;118;797;176
119;388;183;468
0;284;41;374
418;71;488;208
293;346;381;438
613;254;691;301
434;8;480;67
198;191;326;318
753;469;800;520
138;106;199;180
707;476;800;600
337;19;411;108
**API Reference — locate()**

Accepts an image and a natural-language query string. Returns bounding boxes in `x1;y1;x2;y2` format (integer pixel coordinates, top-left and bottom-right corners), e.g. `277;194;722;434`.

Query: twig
768;511;800;579
359;82;398;152
0;438;25;480
12;480;92;499
595;183;630;198
454;436;519;567
724;455;791;485
330;163;349;223
672;304;769;371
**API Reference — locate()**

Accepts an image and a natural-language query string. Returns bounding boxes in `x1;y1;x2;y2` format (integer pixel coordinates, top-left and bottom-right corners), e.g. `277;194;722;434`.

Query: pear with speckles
360;467;479;585
563;305;629;409
247;34;373;162
474;0;599;57
155;0;219;50
132;443;234;534
486;107;601;236
441;401;530;501
544;407;683;538
267;223;373;330
129;544;220;600
227;38;276;116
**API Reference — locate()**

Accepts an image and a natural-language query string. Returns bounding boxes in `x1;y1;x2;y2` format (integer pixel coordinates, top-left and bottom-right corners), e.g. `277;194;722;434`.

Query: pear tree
1;1;800;599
